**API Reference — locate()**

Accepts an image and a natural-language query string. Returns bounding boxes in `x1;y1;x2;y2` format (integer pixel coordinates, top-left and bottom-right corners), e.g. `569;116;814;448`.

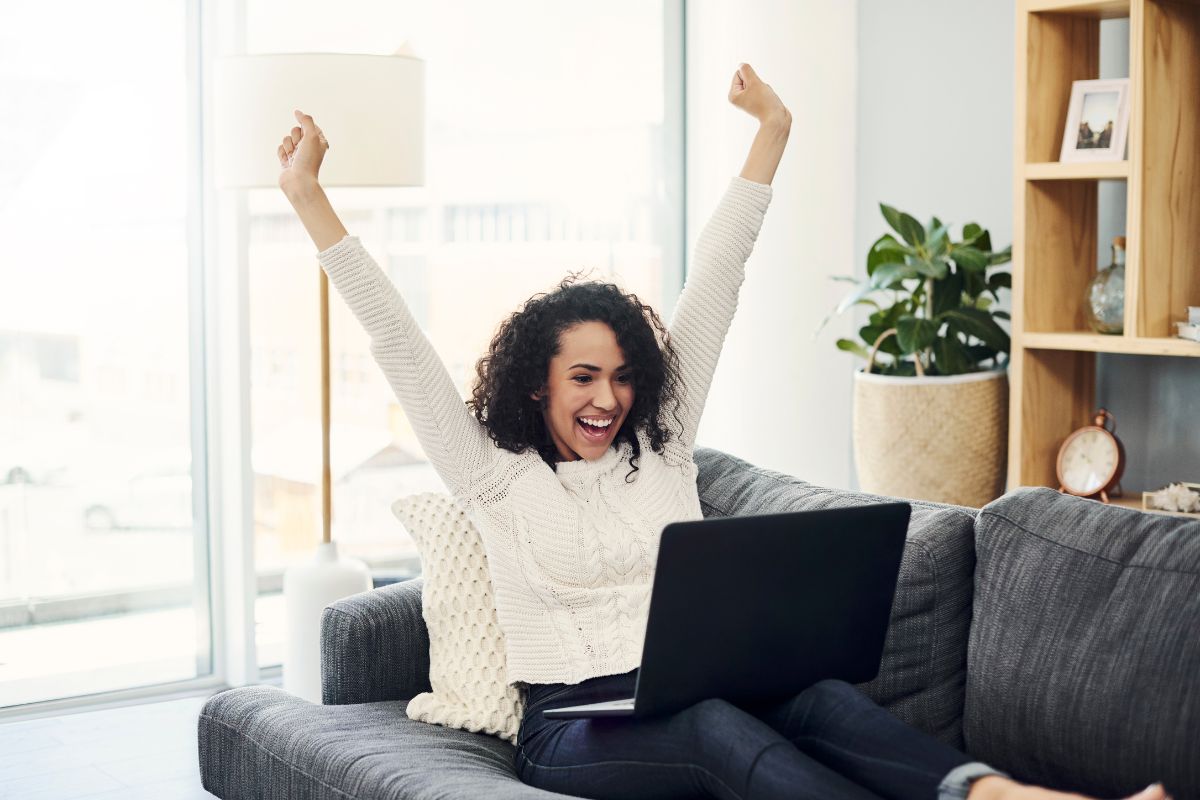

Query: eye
617;373;633;384
572;375;591;384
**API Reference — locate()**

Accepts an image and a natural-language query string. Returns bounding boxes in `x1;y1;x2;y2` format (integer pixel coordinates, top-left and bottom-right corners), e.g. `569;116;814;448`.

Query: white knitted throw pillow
390;492;524;743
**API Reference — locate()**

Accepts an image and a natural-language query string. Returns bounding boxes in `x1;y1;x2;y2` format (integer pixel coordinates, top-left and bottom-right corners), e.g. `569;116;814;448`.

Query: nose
592;379;618;411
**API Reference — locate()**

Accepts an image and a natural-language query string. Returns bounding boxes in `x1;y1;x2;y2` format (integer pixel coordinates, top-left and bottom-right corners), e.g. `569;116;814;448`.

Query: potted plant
821;204;1013;507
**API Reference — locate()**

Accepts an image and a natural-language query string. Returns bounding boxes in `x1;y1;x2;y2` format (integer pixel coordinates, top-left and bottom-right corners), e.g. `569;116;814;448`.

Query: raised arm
666;64;790;448
278;111;494;495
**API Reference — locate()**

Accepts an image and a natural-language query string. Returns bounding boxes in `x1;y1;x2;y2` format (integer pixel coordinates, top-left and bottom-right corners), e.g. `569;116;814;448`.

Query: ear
530;386;545;402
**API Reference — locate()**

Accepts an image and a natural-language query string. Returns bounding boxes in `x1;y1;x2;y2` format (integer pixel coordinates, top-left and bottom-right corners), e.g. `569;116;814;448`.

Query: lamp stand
282;264;371;704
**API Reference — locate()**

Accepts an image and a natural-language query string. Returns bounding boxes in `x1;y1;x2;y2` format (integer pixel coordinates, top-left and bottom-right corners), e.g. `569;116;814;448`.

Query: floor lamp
214;52;425;702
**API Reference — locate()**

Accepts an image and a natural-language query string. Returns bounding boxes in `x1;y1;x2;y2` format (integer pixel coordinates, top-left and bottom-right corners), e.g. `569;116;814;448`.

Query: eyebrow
568;363;630;371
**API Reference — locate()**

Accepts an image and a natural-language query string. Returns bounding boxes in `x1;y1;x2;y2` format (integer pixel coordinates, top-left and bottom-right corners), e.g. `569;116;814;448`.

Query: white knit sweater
318;176;773;685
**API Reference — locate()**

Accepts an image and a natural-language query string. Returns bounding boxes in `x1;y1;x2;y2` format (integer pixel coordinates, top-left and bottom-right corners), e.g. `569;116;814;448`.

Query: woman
276;63;1169;800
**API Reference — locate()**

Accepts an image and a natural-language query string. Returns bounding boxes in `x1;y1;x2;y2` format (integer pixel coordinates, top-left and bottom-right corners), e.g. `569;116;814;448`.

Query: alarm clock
1056;408;1126;503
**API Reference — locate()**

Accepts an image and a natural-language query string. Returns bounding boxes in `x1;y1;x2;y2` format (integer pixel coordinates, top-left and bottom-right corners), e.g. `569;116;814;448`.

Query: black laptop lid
633;503;910;718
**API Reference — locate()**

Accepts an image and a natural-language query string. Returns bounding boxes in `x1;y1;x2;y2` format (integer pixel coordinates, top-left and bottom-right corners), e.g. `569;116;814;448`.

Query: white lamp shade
213;53;424;189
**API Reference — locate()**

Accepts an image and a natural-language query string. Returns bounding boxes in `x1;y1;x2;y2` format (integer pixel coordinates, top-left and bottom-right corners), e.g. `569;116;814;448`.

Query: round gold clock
1056;408;1126;503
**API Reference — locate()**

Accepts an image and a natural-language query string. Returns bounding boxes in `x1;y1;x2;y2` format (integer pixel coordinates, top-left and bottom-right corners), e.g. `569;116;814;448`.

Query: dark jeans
515;670;972;800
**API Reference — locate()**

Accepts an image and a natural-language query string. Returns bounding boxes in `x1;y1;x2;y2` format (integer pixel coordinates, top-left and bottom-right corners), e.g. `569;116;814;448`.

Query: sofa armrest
320;577;432;705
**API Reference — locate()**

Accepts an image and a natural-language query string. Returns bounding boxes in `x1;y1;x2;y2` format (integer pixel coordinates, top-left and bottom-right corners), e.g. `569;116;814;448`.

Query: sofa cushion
391;493;524;743
964;488;1200;797
198;686;572;800
694;447;976;749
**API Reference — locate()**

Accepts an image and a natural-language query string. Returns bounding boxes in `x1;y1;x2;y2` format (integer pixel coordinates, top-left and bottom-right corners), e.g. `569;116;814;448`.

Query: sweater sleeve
317;235;496;495
665;176;773;449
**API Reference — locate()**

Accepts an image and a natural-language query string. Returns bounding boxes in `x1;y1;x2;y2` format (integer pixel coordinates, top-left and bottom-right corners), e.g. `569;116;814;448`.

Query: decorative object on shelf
1056;408;1126;503
214;51;425;702
820;205;1012;507
1176;305;1200;341
1142;483;1200;515
1085;235;1126;334
1059;78;1130;163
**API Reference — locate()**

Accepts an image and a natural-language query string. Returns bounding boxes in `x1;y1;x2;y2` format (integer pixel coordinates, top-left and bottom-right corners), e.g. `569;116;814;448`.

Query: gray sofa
198;447;1200;799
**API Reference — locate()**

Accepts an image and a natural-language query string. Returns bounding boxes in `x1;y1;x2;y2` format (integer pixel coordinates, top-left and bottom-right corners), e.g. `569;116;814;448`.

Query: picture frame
1059;78;1130;163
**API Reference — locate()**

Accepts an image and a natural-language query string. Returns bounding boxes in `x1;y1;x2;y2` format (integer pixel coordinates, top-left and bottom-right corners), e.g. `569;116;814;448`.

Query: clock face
1060;429;1118;495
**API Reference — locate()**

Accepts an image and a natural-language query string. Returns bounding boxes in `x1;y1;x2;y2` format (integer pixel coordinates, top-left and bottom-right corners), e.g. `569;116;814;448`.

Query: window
243;1;682;666
0;0;210;707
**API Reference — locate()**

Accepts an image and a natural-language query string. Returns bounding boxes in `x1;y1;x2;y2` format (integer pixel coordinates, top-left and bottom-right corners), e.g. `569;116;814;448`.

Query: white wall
686;0;858;488
855;0;1015;273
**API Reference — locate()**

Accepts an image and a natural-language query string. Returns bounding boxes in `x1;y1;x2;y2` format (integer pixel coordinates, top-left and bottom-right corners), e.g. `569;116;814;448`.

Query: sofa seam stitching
979;509;1200;576
912;538;940;693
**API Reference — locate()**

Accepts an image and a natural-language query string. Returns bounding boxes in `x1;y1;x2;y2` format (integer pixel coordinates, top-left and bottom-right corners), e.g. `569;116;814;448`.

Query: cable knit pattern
318;176;772;688
391;493;524;743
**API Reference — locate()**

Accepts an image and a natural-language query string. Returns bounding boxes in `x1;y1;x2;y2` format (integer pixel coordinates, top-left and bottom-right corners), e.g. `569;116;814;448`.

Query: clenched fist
728;63;791;127
277;109;329;195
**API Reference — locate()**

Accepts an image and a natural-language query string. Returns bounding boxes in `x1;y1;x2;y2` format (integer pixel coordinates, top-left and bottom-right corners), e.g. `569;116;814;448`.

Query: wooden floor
0;694;219;799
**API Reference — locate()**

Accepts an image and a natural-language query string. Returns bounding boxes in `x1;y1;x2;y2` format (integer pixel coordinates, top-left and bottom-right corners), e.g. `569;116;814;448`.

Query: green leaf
963;268;986;299
860;324;901;356
880;204;905;237
952;246;990;272
880;204;925;247
898;212;925;246
987;271;1012;295
961;224;992;252
933;335;972;375
926;223;950;258
896;315;938;353
836;338;871;360
834;280;880;315
966;344;1001;365
867;234;909;277
989;245;1012;266
913;256;950;279
869;303;904;329
993;310;1011;320
932;269;965;316
941;307;1011;353
869;261;918;289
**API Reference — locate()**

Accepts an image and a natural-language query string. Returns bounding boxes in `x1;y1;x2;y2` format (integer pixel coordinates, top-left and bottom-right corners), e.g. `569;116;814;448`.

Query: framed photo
1059;78;1130;163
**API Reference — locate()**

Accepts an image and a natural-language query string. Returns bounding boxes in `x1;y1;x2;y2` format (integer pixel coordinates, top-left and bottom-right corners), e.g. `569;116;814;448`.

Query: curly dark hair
467;272;685;481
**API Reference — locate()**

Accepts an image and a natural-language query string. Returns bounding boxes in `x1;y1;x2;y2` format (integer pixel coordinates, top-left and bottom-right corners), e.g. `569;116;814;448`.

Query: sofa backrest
965;488;1200;798
694;447;977;749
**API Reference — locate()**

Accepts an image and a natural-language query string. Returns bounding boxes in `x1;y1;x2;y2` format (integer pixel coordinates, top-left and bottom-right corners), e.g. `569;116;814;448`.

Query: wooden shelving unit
1009;0;1200;489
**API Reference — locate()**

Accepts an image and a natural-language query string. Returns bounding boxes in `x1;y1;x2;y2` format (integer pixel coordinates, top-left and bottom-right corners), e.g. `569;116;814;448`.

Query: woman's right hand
277;109;329;196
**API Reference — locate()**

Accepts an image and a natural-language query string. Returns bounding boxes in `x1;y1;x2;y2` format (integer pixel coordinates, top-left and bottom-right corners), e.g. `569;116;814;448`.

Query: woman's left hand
728;63;791;128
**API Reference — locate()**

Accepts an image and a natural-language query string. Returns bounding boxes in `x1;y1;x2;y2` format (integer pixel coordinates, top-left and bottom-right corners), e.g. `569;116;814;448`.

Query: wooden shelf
1024;0;1130;18
1020;332;1200;356
1110;496;1200;519
1009;0;1200;490
1023;161;1129;180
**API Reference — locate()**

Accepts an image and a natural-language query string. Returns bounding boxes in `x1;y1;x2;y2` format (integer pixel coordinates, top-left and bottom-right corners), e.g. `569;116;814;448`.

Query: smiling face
532;321;635;463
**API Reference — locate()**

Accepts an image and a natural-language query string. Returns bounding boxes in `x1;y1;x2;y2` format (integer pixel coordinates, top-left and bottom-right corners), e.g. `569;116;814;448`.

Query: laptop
543;503;911;719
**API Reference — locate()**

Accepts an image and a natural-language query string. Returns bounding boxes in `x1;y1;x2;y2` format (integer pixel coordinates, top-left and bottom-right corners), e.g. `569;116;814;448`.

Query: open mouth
576;416;615;442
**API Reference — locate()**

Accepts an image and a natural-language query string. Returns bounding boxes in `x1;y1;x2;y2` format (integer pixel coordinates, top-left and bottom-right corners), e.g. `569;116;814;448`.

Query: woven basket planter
852;368;1008;508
